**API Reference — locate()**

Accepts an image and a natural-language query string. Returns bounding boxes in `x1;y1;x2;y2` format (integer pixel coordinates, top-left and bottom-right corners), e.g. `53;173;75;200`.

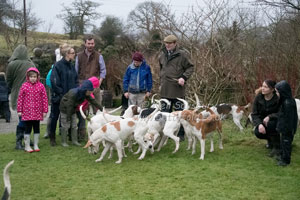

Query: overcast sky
29;0;201;33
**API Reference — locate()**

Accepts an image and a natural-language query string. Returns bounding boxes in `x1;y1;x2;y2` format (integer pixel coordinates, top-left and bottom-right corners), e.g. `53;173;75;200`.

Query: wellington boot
78;128;86;142
33;134;40;152
15;126;24;150
71;128;81;146
61;129;69;147
24;134;34;153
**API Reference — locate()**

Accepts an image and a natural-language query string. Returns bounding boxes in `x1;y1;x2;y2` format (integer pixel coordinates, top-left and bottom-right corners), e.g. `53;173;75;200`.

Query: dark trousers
280;132;294;164
161;98;185;137
49;102;60;139
0;101;11;121
254;119;278;140
24;120;40;135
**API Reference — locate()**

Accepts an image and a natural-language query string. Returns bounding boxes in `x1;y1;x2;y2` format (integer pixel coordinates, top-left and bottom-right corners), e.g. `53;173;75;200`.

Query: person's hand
43;113;47;119
258;124;266;134
124;92;129;98
178;78;185;86
17;112;22;117
263;116;269;126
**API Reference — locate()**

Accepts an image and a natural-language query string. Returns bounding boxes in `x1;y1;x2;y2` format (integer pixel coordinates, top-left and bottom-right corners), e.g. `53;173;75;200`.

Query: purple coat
17;67;48;121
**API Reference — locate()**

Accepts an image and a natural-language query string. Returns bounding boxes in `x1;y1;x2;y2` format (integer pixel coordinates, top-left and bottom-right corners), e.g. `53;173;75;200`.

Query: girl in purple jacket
17;68;48;152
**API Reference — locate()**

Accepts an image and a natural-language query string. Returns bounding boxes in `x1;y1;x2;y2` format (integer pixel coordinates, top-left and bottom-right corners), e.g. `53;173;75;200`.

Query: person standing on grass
75;35;106;140
17;68;48;153
275;80;298;166
159;35;194;142
251;80;281;157
59;79;102;147
123;51;152;108
0;72;11;123
6;44;36;150
49;44;78;146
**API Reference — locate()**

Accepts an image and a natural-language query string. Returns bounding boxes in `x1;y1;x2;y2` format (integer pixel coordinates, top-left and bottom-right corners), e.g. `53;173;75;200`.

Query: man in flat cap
159;34;194;141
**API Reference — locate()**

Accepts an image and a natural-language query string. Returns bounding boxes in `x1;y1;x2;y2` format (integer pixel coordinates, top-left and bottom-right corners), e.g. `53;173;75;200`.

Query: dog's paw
138;156;144;160
191;151;196;155
199;156;204;160
95;158;103;163
115;160;122;164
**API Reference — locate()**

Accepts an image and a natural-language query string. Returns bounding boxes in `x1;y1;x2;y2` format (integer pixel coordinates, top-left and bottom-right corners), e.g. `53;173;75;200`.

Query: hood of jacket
8;44;31;62
275;80;293;102
26;67;40;83
76;80;94;100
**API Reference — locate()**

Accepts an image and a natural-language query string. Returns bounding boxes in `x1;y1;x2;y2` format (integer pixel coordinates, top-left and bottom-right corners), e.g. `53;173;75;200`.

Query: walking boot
33;133;40;152
71;128;81;146
24;134;34;153
15;126;24;150
78;128;86;142
44;118;51;139
269;135;281;158
61;128;69;147
50;137;56;146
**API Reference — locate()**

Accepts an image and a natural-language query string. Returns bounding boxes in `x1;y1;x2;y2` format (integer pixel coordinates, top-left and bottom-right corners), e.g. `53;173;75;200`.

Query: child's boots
33;133;40;152
24;134;34;153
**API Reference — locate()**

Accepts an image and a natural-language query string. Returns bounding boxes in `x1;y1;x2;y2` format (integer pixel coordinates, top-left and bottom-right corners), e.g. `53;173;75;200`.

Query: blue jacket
50;58;79;103
123;61;152;93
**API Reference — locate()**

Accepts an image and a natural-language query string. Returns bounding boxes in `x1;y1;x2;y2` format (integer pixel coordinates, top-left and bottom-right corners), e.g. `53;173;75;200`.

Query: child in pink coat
17;67;48;152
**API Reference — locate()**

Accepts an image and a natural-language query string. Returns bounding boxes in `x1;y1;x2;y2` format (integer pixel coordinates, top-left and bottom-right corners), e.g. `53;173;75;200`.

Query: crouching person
275;80;298;166
59;79;102;147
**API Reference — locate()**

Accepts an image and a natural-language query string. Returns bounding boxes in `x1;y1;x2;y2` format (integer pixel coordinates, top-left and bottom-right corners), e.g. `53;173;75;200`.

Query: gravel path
0;106;50;134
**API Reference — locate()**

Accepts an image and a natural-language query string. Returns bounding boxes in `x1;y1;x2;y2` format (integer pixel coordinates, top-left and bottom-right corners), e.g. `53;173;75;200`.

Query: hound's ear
83;140;92;148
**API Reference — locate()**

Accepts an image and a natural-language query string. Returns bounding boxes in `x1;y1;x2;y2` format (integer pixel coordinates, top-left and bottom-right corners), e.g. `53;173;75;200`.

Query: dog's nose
149;145;152;149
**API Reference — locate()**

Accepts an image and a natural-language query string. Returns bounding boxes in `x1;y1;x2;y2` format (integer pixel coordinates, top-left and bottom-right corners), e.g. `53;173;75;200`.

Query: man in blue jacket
123;52;152;108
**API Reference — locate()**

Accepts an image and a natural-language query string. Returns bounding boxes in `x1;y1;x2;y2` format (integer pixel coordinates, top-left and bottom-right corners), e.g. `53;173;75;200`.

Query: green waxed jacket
159;46;194;99
6;45;36;110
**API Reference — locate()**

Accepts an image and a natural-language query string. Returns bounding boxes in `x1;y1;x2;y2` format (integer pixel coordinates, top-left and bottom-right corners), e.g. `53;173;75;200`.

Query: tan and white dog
200;103;250;131
179;107;223;160
83;108;158;163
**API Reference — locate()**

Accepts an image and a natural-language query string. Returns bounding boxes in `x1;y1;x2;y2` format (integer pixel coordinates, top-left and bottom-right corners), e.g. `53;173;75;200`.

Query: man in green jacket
6;44;36;150
159;35;194;141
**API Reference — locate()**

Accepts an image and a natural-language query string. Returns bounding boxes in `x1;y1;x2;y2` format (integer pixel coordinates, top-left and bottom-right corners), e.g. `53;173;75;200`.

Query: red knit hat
88;76;100;88
132;52;144;62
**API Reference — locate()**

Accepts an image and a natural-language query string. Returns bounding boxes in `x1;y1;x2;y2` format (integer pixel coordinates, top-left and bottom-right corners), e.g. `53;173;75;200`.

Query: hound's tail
2;160;14;200
79;105;88;121
107;106;122;114
177;98;190;110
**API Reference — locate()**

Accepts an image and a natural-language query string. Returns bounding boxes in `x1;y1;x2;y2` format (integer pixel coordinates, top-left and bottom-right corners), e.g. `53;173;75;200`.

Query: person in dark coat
49;44;78;146
6;44;36;150
251;80;280;155
59;79;102;147
275;80;298;166
0;72;11;123
159;34;194;141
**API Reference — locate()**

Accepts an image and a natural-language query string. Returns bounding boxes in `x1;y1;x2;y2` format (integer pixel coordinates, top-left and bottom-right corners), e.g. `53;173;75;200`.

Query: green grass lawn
1;120;300;200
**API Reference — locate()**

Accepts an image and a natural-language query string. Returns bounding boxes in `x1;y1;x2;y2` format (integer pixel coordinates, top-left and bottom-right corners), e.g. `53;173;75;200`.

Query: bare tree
57;0;101;39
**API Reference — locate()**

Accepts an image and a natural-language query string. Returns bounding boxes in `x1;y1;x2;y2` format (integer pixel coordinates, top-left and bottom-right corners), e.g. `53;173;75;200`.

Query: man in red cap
123;52;152;107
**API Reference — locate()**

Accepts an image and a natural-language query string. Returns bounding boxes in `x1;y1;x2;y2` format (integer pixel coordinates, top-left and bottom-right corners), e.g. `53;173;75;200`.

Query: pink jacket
17;67;48;121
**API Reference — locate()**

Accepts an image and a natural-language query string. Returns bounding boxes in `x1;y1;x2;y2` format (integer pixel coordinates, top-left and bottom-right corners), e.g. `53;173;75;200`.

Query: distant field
0;31;83;55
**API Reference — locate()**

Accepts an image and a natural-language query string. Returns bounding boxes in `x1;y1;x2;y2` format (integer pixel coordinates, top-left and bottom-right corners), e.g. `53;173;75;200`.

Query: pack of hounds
81;94;265;164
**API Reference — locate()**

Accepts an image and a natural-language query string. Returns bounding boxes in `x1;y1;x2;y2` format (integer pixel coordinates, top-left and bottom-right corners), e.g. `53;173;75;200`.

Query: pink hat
88;76;100;88
132;52;144;62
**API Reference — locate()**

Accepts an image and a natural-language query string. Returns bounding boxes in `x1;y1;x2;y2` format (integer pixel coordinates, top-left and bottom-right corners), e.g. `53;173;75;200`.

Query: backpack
46;64;54;88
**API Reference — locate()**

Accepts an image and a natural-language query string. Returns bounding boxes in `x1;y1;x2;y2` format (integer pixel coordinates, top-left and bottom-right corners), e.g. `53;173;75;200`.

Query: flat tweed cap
164;35;177;43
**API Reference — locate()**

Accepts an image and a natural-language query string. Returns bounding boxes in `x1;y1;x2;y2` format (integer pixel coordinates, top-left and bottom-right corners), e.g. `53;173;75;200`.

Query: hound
2;160;14;200
180;107;223;160
84;108;158;164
